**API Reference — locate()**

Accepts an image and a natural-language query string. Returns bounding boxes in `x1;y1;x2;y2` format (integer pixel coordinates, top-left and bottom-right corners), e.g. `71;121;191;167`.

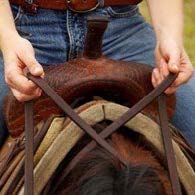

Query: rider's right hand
1;32;44;102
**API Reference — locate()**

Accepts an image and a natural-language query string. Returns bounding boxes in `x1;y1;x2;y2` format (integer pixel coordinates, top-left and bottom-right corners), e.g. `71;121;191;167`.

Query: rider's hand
1;32;44;102
152;37;194;94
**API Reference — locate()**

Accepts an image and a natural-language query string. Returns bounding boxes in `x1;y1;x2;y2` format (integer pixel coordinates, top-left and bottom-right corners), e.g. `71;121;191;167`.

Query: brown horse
42;120;172;195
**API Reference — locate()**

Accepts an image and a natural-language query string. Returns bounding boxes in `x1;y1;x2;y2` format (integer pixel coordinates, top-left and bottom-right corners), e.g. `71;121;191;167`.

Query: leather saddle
4;56;175;138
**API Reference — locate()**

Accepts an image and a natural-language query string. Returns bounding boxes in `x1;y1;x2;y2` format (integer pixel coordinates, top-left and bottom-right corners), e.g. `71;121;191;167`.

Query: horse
45;119;172;195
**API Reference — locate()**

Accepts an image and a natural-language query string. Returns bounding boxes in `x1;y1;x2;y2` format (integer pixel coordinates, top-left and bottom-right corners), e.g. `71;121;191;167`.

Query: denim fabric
0;4;195;147
0;57;8;146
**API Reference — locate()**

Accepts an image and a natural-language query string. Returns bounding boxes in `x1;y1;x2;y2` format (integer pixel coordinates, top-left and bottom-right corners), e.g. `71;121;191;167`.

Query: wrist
155;24;183;47
156;29;183;49
0;29;19;49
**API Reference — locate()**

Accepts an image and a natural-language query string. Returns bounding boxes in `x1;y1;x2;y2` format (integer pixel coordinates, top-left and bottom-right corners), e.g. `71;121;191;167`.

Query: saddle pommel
83;16;109;59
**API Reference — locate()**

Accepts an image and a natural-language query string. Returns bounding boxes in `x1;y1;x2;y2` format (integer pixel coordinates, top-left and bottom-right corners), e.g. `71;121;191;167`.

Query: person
0;0;194;147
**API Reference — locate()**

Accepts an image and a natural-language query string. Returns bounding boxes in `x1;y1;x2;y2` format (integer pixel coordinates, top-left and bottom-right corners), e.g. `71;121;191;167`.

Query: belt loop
98;0;104;8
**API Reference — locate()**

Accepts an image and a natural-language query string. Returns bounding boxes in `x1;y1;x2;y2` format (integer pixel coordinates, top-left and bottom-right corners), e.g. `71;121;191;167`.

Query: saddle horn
83;16;109;59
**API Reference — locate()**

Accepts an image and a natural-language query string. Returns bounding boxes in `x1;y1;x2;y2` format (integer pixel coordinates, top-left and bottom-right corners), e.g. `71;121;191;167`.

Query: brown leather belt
9;0;142;14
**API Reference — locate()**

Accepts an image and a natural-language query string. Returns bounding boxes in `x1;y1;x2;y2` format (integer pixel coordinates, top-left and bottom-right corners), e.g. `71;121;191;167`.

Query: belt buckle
66;0;100;13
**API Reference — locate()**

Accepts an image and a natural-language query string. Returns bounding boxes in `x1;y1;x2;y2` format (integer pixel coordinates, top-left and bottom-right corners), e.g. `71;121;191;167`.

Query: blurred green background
139;0;195;66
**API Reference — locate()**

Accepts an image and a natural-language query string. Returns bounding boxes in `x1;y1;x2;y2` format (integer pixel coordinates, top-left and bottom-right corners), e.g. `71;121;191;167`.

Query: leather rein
24;72;182;195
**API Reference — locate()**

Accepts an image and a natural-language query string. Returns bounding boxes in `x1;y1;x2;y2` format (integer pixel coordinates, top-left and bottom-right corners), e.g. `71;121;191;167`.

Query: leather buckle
22;1;38;14
66;0;100;13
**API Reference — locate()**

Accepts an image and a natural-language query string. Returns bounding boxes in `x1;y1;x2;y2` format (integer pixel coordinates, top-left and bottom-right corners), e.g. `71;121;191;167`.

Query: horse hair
57;143;167;195
48;122;171;195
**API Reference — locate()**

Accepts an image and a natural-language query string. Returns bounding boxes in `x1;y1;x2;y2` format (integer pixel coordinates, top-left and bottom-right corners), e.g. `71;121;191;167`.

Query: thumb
22;55;44;77
167;51;180;73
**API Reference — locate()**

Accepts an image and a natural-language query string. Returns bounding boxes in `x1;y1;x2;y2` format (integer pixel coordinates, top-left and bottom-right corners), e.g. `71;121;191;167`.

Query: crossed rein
24;72;181;195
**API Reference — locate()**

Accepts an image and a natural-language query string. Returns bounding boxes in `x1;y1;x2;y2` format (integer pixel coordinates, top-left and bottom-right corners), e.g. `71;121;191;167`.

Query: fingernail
173;65;178;71
170;63;179;71
38;91;42;96
34;67;42;74
153;68;158;74
40;73;45;79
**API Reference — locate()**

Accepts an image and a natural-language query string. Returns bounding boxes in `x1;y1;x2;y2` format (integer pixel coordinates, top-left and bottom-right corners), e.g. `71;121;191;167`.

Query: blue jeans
0;4;195;147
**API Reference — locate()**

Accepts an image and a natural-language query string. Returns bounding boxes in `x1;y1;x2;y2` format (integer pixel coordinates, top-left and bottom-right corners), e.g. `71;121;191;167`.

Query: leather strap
158;95;182;195
9;0;142;12
24;73;181;195
4;116;55;194
52;73;182;195
24;101;34;195
0;141;18;179
26;74;128;166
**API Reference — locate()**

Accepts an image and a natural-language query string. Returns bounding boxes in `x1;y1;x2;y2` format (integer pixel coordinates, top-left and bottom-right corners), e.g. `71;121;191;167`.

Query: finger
11;88;42;102
181;49;192;66
20;54;44;77
165;87;177;95
159;58;169;78
5;63;41;95
151;72;158;88
152;67;175;94
154;45;162;68
167;50;180;73
152;68;163;86
171;70;193;88
164;66;193;94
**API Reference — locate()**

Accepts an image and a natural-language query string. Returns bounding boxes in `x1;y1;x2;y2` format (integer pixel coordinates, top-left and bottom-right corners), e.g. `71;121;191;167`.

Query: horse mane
60;151;165;195
54;125;172;195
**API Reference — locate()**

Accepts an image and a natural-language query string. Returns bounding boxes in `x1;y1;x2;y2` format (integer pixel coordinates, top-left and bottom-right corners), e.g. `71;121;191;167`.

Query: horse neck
111;132;172;195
